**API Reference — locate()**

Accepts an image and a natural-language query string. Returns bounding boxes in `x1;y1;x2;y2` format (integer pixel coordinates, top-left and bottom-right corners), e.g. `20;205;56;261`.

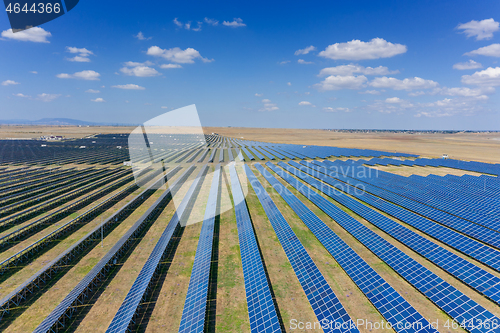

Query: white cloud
323;107;350;112
222;18;246;27
457;18;499;40
30;71;37;74
91;98;105;102
111;84;146;90
120;61;159;77
134;32;152;40
287;82;292;86
461;67;500;86
298;59;314;64
298;101;315;107
319;64;398;76
56;70;100;80
173;18;183;28
295;46;316;55
385;97;403;103
67;56;91;62
192;22;203;32
464;44;500;57
85;89;100;93
315;75;367;91
358;90;381;95
1;27;51;43
318;38;407;60
2;80;19;86
37;93;60;102
255;93;263;97
408;91;425;97
66;47;93;56
147;46;213;63
161;106;168;109
279;60;290;65
204;18;219;26
160;63;182;69
433;86;494;97
369;76;438;90
259;98;278;111
415;97;485;118
13;93;30;98
453;60;483;70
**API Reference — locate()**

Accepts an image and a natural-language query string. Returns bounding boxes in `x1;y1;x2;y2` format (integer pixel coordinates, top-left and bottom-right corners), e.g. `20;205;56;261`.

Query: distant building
442;154;448;159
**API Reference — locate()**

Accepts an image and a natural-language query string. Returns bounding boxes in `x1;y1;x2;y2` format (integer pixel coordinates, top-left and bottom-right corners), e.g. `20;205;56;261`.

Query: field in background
2;125;499;163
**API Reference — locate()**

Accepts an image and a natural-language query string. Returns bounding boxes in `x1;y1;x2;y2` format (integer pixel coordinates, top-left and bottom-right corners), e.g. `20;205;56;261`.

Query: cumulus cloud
415;97;485;118
278;60;290;65
147;46;213;63
124;61;154;67
318;38;407;60
222;18;246;27
1;27;51;43
161;106;168;109
259;98;278;112
358;90;381;95
85;89;100;93
119;61;159;77
323;107;350;112
2;80;19;86
461;67;500;86
134;32;152;40
408;91;425;97
255;93;263;97
160;63;182;69
56;70;100;80
111;84;146;90
315;75;367;91
298;59;314;65
319;64;399;77
453;60;483;70
385;97;403;103
433;86;494;97
457;18;499;40
30;71;37;74
369;76;438;90
464;44;500;57
37;93;60;102
13;93;30;98
204;18;219;26
91;98;105;102
67;47;93;56
287;82;292;86
298;101;315;107
295;46;316;55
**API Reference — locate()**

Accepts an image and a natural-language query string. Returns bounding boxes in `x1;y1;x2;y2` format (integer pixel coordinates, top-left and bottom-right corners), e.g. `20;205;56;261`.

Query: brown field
2;125;499;163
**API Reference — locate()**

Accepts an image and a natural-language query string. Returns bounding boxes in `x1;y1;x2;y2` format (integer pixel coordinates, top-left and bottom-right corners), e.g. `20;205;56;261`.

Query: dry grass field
2;125;499;163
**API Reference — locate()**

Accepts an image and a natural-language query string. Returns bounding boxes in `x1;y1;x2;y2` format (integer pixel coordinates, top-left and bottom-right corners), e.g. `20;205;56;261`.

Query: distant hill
0;118;135;126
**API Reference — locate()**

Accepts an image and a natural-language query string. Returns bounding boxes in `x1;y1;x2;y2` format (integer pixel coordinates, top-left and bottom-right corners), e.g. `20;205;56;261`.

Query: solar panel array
179;165;221;333
228;164;282;333
293;161;500;305
245;164;359;333
256;163;437;333
106;165;209;333
269;162;500;332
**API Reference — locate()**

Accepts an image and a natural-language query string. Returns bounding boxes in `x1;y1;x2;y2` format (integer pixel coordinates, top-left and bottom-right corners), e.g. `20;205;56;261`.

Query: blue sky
1;0;500;130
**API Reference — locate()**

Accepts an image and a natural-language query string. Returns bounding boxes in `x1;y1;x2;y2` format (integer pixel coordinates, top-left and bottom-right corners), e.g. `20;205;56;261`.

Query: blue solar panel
179;165;221;333
256;163;437;333
245;164;359;332
241;147;256;161
228;164;281;333
296;160;500;305
106;165;209;333
268;162;500;332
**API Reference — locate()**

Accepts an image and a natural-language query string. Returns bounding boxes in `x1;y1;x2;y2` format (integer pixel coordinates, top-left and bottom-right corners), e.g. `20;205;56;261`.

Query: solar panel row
268;162;500;332
245;164;359;333
256;163;437;333
106;165;209;333
228;164;281;333
178;164;221;333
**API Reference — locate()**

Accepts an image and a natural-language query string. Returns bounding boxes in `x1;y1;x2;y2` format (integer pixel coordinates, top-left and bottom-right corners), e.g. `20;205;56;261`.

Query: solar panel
106;165;209;333
268;162;500;332
228;164;281;333
255;163;437;333
178;165;221;333
246;165;360;332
